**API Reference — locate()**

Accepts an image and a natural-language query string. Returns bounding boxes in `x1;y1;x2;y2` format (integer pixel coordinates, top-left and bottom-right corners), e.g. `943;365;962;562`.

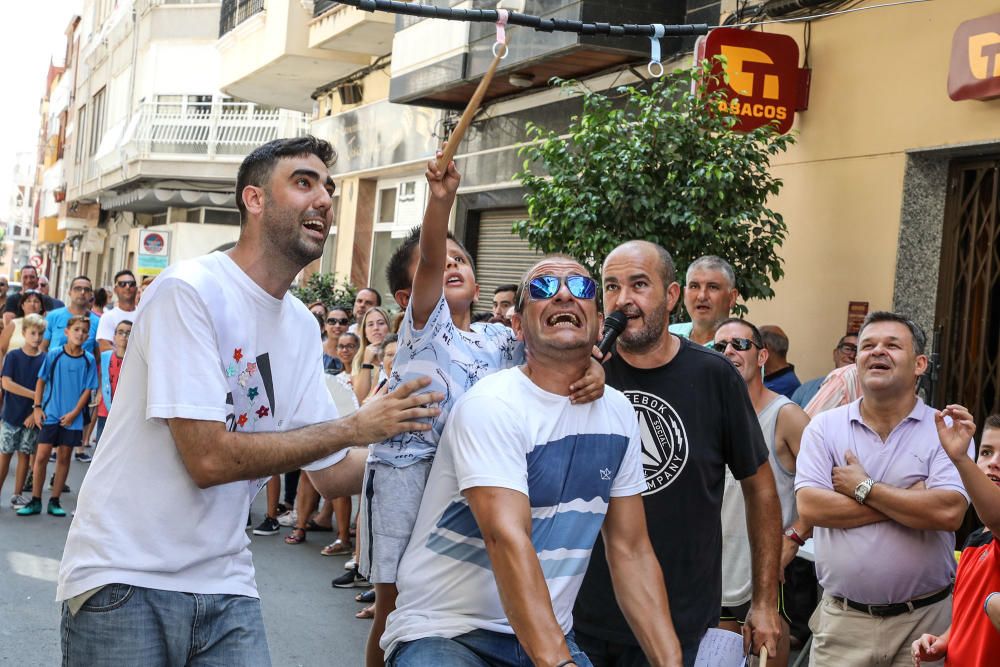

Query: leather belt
832;584;952;618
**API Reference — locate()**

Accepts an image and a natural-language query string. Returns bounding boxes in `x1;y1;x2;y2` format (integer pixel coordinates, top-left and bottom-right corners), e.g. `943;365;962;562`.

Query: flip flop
355;605;375;620
284;528;306;545
321;539;352;556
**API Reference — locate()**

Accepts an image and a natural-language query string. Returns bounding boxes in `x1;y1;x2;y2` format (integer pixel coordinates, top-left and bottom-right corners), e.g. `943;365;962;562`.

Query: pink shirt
794;398;969;604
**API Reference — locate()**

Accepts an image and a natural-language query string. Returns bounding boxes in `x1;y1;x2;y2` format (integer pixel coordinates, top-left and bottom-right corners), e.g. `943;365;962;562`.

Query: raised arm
168;377;441;489
410;156;461;330
464;485;575;667
602;493;682;667
936;405;1000;533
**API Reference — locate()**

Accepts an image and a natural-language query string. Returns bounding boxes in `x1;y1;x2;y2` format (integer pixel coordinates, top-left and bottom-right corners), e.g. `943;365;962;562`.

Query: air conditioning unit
338;82;364;106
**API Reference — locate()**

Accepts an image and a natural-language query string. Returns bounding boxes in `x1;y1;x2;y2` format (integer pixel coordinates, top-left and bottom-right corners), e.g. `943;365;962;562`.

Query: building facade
45;0;307;295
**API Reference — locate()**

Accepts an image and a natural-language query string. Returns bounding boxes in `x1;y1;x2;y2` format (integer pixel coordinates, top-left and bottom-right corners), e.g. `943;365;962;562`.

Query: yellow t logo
969;32;1000;79
721;45;780;99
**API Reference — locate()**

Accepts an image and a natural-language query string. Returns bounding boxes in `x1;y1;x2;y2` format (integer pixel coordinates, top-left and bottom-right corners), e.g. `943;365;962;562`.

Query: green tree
514;59;795;317
292;273;358;310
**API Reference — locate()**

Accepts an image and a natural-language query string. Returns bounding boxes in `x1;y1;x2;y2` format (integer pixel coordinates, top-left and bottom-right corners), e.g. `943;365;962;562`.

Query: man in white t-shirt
57;136;443;666
382;256;683;667
95;269;138;352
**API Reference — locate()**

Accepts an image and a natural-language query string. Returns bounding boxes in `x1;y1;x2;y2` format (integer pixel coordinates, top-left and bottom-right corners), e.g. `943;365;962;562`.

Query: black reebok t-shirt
573;337;768;646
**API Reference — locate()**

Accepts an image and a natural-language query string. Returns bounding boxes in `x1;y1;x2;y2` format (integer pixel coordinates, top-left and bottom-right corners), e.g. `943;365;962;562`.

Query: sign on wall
138;229;169;276
949;13;1000;101
698;28;805;135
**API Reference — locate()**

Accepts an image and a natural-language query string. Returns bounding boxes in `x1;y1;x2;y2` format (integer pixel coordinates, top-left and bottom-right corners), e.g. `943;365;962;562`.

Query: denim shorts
0;421;38;455
388;628;592;667
61;584;270;666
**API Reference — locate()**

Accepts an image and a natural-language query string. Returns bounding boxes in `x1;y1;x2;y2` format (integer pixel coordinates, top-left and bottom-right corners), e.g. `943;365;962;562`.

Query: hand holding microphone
594;310;627;361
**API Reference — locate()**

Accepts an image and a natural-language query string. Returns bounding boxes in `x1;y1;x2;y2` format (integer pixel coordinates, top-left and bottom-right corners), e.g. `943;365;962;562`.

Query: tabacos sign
697;28;804;135
948;13;1000;101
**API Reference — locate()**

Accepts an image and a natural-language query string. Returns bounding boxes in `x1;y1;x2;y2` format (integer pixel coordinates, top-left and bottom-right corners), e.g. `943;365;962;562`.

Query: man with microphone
574;240;783;667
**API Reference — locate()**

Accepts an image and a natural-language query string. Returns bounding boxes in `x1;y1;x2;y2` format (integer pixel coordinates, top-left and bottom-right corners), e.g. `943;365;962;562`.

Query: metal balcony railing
131;101;308;157
75;102;308;190
219;0;265;37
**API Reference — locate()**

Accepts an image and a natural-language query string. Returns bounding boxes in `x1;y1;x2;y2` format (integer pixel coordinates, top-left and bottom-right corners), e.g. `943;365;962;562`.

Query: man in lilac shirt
795;311;969;666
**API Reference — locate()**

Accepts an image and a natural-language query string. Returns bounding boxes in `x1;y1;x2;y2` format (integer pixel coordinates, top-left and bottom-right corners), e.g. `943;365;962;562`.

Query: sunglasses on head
117;280;137;288
712;337;759;353
326;317;349;326
523;275;597;303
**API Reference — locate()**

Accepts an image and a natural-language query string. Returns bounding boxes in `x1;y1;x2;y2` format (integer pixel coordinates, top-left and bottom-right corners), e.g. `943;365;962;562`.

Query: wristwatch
783;527;806;546
854;477;876;504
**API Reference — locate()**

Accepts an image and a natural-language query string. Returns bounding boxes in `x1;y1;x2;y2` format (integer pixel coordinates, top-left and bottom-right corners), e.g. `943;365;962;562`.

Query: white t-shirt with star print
57;252;342;601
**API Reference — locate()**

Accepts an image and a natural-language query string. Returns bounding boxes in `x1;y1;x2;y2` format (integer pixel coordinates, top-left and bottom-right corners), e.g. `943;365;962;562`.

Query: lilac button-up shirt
795;397;970;604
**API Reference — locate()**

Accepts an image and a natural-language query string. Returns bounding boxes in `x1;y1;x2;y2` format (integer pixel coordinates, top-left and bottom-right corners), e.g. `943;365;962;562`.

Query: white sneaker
10;494;28;508
344;558;357;571
277;510;297;527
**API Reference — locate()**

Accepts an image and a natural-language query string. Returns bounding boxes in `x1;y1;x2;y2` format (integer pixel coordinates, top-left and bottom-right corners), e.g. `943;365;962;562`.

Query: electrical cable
335;0;710;37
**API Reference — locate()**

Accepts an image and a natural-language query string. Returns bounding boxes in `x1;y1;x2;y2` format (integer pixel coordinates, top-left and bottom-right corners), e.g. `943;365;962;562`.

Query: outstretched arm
410;155;461;330
465;486;575;667
168;378;442;488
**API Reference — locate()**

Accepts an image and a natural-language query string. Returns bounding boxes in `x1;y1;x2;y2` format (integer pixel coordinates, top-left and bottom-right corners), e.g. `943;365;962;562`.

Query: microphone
596;310;627;358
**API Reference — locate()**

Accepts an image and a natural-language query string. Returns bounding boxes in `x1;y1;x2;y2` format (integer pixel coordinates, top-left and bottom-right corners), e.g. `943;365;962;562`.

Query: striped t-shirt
381;366;645;656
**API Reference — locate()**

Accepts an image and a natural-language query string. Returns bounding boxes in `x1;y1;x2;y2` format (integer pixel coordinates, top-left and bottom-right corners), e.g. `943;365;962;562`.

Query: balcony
217;0;371;112
309;2;395;56
390;0;688;109
70;101;308;199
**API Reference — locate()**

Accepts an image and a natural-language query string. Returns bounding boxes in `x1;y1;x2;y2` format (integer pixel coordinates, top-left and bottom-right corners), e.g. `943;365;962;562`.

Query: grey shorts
0;421;38;455
359;459;432;584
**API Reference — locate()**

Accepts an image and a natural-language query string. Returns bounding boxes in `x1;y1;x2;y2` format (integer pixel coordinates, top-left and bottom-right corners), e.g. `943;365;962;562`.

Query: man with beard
573;240;783;667
57;136;443;665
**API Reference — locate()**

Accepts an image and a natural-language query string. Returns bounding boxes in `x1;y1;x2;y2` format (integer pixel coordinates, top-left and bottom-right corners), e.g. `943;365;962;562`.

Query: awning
100;188;235;213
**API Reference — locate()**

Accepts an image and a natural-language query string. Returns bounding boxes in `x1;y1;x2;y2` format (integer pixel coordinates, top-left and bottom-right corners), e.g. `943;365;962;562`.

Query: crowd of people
3;135;998;667
0;268;139;516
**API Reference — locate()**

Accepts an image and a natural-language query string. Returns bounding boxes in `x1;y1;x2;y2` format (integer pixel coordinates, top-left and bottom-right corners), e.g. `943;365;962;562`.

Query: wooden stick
437;40;509;171
759;646;768;667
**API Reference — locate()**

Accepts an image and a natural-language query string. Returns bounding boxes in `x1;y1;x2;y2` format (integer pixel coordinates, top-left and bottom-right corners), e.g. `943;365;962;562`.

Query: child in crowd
912;408;1000;665
17;315;98;517
95;320;131;445
360;155;604;666
1;314;46;509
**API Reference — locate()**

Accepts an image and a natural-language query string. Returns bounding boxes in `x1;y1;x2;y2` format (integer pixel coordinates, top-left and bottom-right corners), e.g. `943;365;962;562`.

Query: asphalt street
0;458;369;666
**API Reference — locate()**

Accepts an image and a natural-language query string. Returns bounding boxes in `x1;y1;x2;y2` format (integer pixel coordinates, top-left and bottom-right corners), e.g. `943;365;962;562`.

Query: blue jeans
61;583;270;666
574;629;702;667
389;629;592;667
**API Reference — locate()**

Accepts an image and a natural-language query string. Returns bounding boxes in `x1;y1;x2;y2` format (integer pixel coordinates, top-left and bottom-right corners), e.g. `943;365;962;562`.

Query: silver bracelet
985;591;1000;615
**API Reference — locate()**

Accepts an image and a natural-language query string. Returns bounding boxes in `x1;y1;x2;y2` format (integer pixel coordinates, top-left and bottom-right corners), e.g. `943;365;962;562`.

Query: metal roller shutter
473;208;542;314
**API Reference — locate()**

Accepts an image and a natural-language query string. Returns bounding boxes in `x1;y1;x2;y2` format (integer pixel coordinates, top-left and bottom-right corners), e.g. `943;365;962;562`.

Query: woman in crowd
351;306;391;403
0;290;47;356
321;306;351;374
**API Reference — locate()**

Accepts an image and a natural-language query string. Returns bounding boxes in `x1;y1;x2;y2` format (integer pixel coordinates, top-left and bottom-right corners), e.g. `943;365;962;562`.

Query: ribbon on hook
647;23;665;77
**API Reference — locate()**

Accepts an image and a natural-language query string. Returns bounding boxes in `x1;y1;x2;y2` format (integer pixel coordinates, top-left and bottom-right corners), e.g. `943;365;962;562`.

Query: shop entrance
935;158;1000;423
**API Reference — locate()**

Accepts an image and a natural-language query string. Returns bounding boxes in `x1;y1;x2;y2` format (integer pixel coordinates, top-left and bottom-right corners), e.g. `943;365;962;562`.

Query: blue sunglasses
524;275;598;302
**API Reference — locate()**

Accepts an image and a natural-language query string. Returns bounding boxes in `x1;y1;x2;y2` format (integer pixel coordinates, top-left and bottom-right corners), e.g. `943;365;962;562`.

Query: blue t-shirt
44;308;100;355
1;348;45;427
38;347;98;430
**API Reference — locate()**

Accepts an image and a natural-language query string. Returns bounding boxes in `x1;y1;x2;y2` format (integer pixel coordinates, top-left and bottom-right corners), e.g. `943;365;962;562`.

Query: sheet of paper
694;628;746;667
